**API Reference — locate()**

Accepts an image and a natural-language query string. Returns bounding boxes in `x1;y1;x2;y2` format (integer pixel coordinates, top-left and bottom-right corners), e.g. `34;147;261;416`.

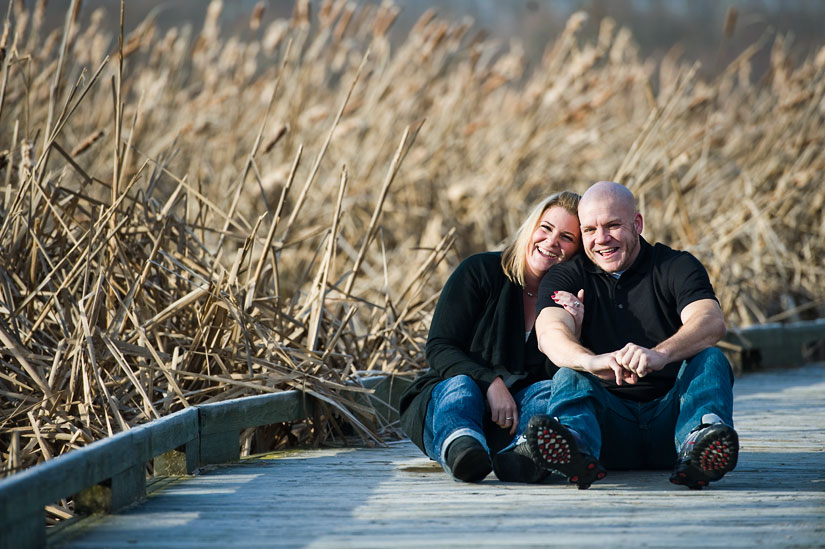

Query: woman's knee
432;375;484;406
437;374;480;393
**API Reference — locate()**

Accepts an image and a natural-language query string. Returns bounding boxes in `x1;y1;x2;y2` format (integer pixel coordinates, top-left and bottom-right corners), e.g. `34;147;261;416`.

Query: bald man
526;181;738;489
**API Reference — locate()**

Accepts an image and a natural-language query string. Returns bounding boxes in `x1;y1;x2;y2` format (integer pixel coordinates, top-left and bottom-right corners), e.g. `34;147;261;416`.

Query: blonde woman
399;191;585;483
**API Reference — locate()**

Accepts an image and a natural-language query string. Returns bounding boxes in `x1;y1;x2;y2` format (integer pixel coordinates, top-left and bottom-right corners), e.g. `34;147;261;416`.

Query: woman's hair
500;190;581;287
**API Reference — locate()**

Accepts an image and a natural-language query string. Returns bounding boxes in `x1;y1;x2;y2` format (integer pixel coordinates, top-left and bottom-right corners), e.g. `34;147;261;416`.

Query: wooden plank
50;363;825;548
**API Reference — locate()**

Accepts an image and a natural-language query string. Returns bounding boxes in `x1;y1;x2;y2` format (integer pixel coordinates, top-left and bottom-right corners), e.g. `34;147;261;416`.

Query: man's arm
616;298;726;377
535;307;636;385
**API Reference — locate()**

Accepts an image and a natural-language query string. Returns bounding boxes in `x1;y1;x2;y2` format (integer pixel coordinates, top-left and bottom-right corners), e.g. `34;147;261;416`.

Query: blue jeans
422;375;554;477
547;347;734;470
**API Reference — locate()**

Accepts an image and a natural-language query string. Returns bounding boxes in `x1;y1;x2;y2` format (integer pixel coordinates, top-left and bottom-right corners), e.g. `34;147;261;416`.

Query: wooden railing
0;374;412;549
722;318;825;370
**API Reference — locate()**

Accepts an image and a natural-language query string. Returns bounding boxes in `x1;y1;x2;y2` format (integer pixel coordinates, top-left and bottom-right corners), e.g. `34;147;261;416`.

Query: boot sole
670;423;739;490
526;415;606;489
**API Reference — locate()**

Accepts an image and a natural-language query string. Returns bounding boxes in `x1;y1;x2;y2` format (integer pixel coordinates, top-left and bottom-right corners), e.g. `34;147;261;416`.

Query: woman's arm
425;256;501;389
425;254;517;432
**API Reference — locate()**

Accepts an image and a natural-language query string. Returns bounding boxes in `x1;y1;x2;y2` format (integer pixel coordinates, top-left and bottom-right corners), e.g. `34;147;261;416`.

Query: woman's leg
422;375;490;480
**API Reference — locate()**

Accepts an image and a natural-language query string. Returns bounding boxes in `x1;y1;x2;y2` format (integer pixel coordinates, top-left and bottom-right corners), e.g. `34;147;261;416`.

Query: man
528;181;738;490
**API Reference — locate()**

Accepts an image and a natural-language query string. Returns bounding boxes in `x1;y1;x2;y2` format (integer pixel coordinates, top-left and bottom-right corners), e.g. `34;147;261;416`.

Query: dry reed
1;0;824;521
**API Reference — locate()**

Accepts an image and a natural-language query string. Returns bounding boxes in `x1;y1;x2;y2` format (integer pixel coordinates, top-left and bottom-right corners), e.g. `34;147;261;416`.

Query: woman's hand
552;289;585;338
487;377;518;435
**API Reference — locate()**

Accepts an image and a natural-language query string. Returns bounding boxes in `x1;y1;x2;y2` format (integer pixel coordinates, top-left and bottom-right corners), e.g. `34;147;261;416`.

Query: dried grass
1;0;824;501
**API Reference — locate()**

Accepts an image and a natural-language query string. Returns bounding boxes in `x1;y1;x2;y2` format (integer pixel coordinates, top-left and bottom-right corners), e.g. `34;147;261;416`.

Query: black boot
445;436;492;483
492;436;547;483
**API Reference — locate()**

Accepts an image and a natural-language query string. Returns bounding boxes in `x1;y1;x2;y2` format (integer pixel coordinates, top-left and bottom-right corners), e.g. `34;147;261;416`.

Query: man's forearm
653;300;727;364
535;308;595;371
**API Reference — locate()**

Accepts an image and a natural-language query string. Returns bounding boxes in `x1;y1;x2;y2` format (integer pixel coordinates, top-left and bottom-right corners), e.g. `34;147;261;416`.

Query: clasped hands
586;343;669;385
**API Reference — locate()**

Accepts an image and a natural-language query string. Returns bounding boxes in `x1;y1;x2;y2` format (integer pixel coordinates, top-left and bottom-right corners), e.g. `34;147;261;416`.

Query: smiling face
524;206;581;282
578;182;643;273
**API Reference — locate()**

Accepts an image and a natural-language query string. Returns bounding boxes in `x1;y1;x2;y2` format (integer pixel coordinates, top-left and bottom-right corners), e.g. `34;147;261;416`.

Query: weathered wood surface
50;363;825;548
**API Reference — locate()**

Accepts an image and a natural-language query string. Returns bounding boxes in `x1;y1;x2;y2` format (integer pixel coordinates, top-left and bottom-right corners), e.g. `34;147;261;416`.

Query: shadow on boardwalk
52;364;825;548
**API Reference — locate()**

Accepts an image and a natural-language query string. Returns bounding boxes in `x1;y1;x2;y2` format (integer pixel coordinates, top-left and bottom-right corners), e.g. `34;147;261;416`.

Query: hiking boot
492;436;548;483
445;436;492;483
525;415;606;489
670;417;739;490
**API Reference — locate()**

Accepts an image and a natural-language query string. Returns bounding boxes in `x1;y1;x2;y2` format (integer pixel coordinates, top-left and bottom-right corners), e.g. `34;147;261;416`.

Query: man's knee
693;346;727;363
552;367;598;391
522;378;554;399
689;347;734;383
553;368;600;396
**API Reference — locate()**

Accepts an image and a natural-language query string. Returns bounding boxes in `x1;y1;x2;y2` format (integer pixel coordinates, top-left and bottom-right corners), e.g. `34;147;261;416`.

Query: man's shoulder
543;253;589;282
649;242;705;269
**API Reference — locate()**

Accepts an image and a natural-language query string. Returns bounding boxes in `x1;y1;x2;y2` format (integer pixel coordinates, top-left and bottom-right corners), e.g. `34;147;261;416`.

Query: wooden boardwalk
50;363;825;548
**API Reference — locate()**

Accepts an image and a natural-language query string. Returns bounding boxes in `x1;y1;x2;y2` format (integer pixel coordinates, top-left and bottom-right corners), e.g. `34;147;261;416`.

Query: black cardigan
399;252;557;453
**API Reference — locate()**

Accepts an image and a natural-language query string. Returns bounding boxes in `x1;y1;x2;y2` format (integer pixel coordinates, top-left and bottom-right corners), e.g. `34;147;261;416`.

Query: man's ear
634;212;644;234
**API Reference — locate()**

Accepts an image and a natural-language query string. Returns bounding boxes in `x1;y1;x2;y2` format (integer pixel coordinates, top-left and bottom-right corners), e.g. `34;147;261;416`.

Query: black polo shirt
537;237;718;401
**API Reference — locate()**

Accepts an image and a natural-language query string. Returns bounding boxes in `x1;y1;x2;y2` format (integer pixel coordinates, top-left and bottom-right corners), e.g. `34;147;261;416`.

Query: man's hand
487;377;518;435
584;353;639;385
536;307;634;384
615;343;668;378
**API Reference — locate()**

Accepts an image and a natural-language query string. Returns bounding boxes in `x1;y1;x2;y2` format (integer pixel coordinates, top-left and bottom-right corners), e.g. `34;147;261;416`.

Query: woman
399;191;584;483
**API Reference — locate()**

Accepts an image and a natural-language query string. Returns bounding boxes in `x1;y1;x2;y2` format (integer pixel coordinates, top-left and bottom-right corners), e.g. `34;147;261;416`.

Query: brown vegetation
1;0;823;513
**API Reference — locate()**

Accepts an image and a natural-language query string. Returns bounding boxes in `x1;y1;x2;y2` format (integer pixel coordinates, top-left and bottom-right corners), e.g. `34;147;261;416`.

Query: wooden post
0;508;44;549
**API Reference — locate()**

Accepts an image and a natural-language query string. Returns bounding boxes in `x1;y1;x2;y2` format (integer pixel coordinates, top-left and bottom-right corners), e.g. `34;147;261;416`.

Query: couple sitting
399;181;738;490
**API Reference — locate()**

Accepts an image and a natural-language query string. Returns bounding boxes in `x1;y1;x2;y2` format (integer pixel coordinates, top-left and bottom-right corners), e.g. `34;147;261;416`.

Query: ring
505;417;513;420
574;301;580;307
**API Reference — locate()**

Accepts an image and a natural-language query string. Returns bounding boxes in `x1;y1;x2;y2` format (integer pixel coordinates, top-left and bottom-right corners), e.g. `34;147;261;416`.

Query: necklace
523;288;536;297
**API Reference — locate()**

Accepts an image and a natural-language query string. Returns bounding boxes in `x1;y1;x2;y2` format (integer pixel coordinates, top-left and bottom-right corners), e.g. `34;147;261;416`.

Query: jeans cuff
440;428;488;478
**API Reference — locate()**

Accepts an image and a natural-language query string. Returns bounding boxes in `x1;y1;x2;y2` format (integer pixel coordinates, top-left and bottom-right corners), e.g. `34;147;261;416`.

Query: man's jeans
422;375;553;477
547;347;735;469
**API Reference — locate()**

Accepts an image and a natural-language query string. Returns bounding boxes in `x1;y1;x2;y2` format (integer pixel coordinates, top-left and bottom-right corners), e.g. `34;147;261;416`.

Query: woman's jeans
547;347;735;470
422;375;553;477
